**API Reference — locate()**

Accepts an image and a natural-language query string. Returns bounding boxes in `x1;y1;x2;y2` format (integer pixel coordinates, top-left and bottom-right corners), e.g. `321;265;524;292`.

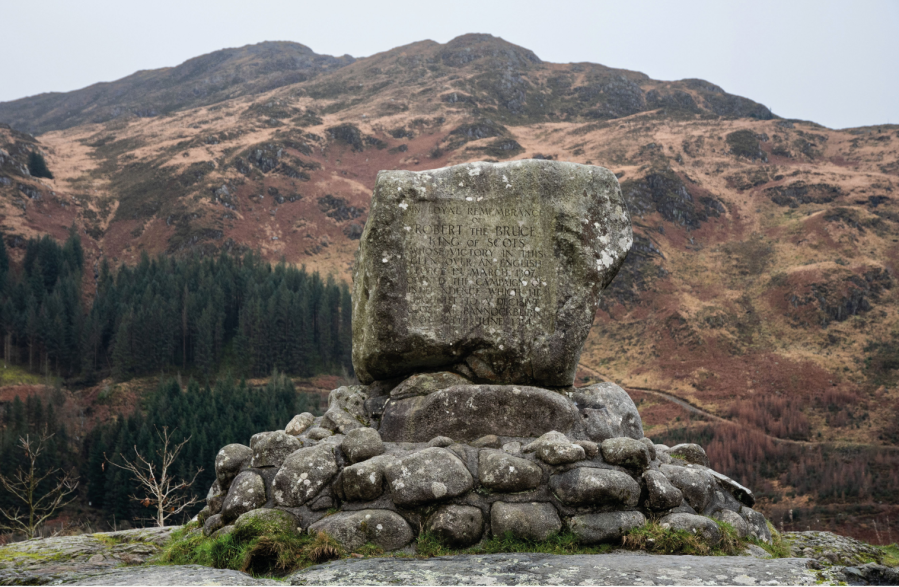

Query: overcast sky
2;0;896;130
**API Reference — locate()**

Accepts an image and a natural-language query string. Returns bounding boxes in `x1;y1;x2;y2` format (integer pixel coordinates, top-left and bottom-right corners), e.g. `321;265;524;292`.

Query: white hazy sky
1;0;896;130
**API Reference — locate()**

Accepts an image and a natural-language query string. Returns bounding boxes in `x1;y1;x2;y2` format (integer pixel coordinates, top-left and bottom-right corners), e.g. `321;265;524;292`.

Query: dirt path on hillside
577;362;899;452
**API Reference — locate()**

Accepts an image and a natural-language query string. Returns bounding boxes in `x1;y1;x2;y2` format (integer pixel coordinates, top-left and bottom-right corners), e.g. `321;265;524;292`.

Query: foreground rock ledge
352;160;632;387
288;553;828;586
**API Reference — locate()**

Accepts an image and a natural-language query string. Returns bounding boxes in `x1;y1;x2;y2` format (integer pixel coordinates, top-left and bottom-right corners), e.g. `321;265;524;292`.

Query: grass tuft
307;531;343;564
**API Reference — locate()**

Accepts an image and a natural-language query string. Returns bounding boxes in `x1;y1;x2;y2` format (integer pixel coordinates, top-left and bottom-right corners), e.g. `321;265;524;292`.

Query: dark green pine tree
27;151;53;179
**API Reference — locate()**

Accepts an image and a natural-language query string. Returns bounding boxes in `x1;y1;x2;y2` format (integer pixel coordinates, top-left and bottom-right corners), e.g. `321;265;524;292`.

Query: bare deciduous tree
109;427;203;528
0;434;79;539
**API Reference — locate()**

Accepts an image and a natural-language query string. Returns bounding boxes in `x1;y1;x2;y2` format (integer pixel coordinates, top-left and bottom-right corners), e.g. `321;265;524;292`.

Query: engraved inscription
403;202;552;334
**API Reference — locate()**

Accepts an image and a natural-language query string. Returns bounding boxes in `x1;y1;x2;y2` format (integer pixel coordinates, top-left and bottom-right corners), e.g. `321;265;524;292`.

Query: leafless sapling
108;427;203;528
0;434;79;539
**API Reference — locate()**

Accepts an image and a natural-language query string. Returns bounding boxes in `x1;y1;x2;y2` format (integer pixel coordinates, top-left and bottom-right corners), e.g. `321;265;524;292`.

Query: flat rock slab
0;527;178;585
290;553;826;586
352;160;632;387
60;564;279;585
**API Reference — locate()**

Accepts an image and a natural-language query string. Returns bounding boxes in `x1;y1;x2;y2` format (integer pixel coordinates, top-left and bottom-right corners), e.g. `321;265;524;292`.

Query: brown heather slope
2;34;899;538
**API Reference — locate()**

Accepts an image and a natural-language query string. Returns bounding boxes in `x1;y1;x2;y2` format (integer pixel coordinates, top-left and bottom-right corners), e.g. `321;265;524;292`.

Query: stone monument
199;160;772;553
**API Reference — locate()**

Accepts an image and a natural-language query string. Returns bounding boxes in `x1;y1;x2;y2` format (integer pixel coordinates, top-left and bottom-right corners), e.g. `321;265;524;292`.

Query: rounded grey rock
341;454;397;502
384;447;473;506
308;509;414;552
712;508;750;538
669;443;711;467
341;427;385;464
272;444;339;507
490;501;561;541
221;471;266;522
549;467;640;508
639;437;657;460
478;449;542;492
601;437;651;469
642;469;684;510
203;513;225;537
379;384;579;442
390;372;470;400
249;430;302;468
471;434;502;448
569;511;646;544
234;508;298;535
573;382;644;441
285;413;315;436
306;427;332;440
426;504;484;547
740;506;773;543
215;443;252;489
536;440;586;465
574;440;599;458
660;464;716;513
427;435;455;447
659;512;721;543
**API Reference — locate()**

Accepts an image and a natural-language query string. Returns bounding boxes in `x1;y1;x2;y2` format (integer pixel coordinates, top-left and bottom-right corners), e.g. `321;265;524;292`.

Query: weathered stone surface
285;413;315;436
379;384;579;442
640;437;657;460
427;435;455;447
203;513;225;537
471;434;501;448
741;506;773;543
522;430;569;453
321;408;363;435
502;441;523;454
643;470;684;510
215;443;252;489
63;565;280;586
426;505;484;547
569;511;646;544
390;371;470;400
707;468;755;507
491;501;561;541
712;508;750;538
249;431;302;468
306;427;332;440
574;440;599;459
573;382;644;441
234;508;297;534
221;471;266;522
660;464;716;513
659;513;722;543
328;385;369;423
549;468;640;507
601;437;651;469
272;444;339;507
289;553;825;586
536;440;586;465
352;160;632;387
207;489;226;516
670;443;711;467
341;454;397;502
385;447;473;506
341;427;385;464
308;509;414;552
478;449;542;492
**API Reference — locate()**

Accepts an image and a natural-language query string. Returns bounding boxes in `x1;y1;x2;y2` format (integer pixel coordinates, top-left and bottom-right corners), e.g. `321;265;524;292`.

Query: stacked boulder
200;161;772;552
198;379;771;551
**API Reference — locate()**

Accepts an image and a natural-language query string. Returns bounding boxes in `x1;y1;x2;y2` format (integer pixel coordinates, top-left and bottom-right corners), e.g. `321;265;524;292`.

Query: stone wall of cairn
198;377;772;551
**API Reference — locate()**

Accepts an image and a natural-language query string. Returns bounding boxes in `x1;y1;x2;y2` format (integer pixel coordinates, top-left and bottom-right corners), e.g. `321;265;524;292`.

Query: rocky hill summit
0;41;355;134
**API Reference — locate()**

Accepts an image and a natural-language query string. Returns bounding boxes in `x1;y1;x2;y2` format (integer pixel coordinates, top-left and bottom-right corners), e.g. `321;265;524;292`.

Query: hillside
1;33;898;540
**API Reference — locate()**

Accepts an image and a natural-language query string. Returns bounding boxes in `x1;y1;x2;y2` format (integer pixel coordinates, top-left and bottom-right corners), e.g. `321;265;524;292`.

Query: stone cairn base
198;374;772;552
